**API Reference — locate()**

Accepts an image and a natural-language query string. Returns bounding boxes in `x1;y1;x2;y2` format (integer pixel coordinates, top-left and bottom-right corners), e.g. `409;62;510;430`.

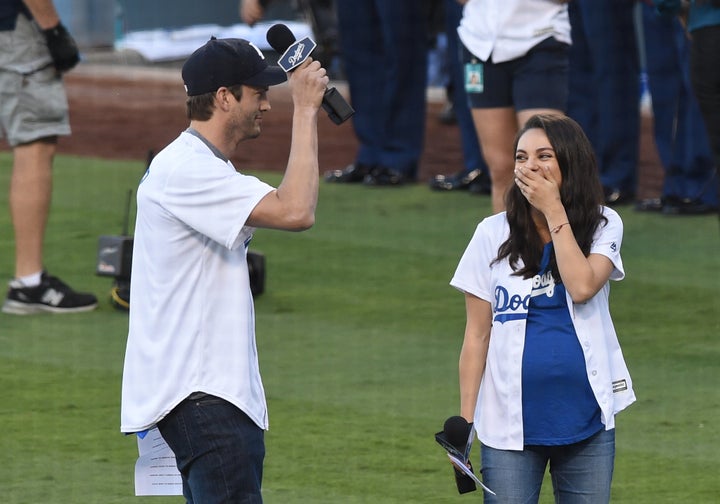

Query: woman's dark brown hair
493;114;607;279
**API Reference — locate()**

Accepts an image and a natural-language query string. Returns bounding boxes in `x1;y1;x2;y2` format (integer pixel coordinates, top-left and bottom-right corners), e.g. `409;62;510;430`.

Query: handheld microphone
266;23;354;125
436;416;477;494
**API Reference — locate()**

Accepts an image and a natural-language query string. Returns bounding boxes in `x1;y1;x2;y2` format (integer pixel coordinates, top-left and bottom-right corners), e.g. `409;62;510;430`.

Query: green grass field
1;152;718;503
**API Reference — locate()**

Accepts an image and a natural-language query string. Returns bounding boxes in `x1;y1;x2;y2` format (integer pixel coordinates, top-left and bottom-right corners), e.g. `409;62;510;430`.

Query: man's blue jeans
157;394;265;504
480;428;615;503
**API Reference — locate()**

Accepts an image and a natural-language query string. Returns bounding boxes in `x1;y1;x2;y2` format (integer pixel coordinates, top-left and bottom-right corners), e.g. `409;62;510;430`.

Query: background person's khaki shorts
0;13;70;147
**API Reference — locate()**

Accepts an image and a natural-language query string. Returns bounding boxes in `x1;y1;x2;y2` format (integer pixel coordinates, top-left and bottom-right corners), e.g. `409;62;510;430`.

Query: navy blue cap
182;37;287;96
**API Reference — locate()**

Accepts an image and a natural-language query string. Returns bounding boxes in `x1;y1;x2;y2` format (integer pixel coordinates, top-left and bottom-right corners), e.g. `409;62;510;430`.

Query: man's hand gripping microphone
267;23;354;125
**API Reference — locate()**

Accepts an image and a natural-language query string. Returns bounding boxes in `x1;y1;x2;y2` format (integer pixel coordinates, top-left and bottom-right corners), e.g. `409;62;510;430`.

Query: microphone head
266;23;296;54
444;416;471;448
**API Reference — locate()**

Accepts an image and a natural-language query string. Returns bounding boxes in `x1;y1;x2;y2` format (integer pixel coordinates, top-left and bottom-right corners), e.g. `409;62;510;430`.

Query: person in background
429;0;491;195
239;0;268;25
655;0;720;216
240;0;340;73
635;1;718;215
457;0;571;213
567;0;640;207
450;114;635;502
120;38;328;502
323;0;428;186
1;0;97;314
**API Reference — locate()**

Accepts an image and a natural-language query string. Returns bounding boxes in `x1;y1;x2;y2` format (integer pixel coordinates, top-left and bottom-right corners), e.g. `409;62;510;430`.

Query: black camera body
96;235;134;280
96;236;266;310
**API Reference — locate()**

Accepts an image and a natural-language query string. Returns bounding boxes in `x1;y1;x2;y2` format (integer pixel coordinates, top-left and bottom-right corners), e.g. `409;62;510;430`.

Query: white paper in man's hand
134;427;183;496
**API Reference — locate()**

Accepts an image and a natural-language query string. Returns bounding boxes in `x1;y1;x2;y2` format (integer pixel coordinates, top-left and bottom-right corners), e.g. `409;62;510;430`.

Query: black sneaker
429;168;491;195
2;272;98;315
662;197;718;216
363;166;406;186
603;186;635;206
324;163;374;183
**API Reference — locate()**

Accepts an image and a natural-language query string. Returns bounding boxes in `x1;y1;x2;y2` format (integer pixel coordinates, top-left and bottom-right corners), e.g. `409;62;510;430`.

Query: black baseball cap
182;37;287;96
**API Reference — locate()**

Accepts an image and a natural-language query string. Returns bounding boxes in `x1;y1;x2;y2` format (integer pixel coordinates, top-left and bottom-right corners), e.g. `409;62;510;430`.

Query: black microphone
266;23;354;125
436;416;477;494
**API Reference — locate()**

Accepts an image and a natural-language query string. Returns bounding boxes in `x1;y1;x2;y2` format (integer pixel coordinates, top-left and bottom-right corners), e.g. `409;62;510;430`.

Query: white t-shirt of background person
121;131;274;433
458;0;571;64
450;209;636;450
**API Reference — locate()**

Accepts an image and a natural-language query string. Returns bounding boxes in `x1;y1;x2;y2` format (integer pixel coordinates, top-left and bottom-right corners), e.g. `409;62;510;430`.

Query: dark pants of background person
335;0;427;179
690;24;720;204
443;0;487;176
643;5;718;207
158;395;265;504
568;0;640;196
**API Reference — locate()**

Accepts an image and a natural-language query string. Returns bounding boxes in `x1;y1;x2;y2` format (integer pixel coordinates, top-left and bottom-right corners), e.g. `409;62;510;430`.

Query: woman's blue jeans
480;428;615;503
157;394;265;504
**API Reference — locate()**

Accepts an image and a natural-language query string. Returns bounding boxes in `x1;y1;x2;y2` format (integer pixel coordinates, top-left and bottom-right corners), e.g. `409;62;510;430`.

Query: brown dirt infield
2;64;663;199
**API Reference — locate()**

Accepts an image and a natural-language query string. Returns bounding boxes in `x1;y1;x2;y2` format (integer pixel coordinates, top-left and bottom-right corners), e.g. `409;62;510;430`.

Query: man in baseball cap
121;35;328;502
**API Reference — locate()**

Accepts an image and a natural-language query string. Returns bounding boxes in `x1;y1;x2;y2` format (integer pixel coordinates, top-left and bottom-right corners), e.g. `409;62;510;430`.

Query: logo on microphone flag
277;36;317;72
